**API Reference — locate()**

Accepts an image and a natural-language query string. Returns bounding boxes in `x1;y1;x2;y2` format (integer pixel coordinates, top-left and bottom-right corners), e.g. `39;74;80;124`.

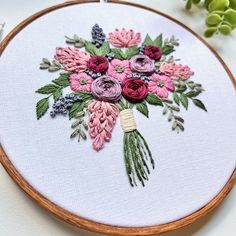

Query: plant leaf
204;27;217;37
161;46;175;55
153;34;163;47
125;47;140;59
36;97;49;119
53;88;62;101
85;41;110;56
75;92;93;100
36;84;59;94
111;48;126;60
99;42;110;56
144;34;153;45
180;94;189;109
69;102;85;119
173;92;180;105
146;94;163;106
136;101;149;118
185;91;201;97
192;99;207;111
206;13;222;26
52;74;69;87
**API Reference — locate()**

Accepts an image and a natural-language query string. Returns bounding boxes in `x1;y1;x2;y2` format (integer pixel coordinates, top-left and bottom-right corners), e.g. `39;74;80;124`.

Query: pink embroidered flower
108;28;141;48
69;73;93;92
130;55;155;74
160;63;194;80
148;74;175;98
88;100;119;151
55;47;90;73
91;76;122;103
107;59;131;82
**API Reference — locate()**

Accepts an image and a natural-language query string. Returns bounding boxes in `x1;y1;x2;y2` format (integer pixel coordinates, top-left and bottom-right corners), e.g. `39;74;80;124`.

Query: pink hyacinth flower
107;59;131;82
55;47;90;73
108;28;141;48
88;100;119;151
148;74;175;98
160;63;194;80
69;73;93;92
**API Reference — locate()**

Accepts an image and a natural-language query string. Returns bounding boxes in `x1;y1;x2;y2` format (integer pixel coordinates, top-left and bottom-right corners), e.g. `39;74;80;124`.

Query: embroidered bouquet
36;24;207;187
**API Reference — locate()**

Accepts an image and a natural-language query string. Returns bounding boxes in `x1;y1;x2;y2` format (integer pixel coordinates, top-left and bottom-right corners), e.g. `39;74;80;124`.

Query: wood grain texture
0;0;235;235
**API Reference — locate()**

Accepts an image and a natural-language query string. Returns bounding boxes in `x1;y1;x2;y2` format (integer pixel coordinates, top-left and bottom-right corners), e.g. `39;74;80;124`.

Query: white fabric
0;3;235;227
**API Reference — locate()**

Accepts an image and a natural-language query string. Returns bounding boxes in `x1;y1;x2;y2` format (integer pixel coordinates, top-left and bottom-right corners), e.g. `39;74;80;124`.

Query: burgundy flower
122;78;148;103
87;56;109;73
144;45;162;60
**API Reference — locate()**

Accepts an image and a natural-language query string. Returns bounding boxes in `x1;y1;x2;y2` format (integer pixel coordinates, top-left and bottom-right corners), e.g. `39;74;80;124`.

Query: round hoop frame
0;1;235;235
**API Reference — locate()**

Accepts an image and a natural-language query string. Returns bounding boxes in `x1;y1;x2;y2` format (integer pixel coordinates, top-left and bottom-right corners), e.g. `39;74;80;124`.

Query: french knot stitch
120;109;136;132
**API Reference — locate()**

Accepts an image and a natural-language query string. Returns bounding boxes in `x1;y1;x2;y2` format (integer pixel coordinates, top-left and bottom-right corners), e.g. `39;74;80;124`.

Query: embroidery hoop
0;0;235;235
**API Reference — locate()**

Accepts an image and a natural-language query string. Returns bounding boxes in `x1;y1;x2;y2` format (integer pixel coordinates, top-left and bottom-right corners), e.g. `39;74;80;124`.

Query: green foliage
184;0;236;37
85;41;110;56
36;97;49;120
111;47;139;60
136;101;149;118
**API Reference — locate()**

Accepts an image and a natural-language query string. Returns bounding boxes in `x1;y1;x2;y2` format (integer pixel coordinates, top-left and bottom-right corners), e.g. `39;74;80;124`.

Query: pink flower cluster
108;28;141;48
160;63;194;80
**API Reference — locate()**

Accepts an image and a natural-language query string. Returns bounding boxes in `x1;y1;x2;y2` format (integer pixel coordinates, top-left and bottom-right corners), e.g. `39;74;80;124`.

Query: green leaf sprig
184;0;236;37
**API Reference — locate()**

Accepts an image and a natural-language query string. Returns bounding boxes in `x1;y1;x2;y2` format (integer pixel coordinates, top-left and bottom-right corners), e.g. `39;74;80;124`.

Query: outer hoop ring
0;1;235;235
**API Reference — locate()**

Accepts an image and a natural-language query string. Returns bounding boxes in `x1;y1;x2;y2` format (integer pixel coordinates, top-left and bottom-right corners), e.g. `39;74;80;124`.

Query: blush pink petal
160;63;194;80
107;59;131;82
55;47;90;73
88;100;119;151
69;73;93;92
108;28;141;48
148;74;175;98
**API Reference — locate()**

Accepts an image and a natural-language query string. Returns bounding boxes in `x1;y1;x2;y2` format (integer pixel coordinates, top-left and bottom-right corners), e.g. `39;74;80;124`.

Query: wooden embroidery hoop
0;0;235;235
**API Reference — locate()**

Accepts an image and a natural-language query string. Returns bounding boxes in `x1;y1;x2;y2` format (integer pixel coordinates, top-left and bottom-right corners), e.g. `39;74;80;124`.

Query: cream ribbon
120;109;136;132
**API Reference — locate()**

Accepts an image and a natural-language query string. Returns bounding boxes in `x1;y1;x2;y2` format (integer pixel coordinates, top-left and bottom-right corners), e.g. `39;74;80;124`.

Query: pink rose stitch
55;47;90;73
107;59;131;82
69;73;93;92
160;63;194;80
108;28;141;48
148;74;175;98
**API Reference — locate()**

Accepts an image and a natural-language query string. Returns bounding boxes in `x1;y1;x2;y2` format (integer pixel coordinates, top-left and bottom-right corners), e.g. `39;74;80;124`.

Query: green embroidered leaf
175;86;187;93
111;48;126;60
85;41;110;56
125;47;140;59
36;84;59;94
192;99;207;111
136;101;149;118
173;92;180;105
69;102;85;119
99;42;110;55
146;94;163;106
185;91;201;98
180;94;189;110
52;74;69;87
84;41;98;55
36;97;49;120
75;92;93;101
53;88;62;101
161;46;175;55
154;34;163;47
144;34;153;45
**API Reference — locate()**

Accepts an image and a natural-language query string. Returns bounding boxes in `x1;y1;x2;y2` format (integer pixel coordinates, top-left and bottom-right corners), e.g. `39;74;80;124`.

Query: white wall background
0;0;235;236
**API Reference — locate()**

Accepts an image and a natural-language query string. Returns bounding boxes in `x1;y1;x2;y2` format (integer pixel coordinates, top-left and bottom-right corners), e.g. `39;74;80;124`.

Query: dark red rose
144;45;162;60
122;78;148;102
87;56;109;73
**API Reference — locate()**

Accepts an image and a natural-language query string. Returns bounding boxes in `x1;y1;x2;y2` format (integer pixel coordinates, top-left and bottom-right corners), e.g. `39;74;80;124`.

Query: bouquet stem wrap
120;109;155;187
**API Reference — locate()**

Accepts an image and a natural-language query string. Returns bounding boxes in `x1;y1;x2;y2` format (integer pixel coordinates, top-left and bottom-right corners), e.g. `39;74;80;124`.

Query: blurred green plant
184;0;236;37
